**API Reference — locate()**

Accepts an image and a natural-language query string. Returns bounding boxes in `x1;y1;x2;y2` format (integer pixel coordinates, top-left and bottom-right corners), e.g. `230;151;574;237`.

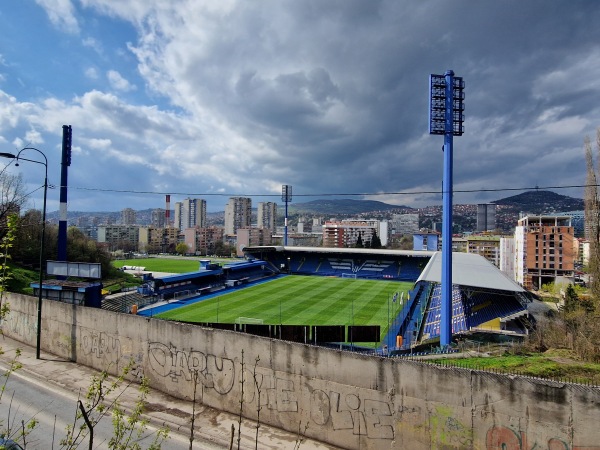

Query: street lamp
0;148;48;359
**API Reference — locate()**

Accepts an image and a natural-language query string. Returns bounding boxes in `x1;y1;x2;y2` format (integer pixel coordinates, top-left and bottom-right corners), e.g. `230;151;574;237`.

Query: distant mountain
494;190;584;214
290;199;412;215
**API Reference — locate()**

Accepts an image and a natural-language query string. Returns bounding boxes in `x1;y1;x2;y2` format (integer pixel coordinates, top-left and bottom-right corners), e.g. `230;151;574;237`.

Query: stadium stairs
102;291;148;313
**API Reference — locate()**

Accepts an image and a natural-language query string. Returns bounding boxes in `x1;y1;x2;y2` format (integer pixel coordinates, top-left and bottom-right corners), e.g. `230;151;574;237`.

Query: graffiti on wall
8;314;35;342
486;426;600;450
81;330;121;360
146;342;395;440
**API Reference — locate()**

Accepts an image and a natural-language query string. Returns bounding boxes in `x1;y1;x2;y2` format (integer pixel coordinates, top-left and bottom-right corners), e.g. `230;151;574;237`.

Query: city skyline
1;2;599;214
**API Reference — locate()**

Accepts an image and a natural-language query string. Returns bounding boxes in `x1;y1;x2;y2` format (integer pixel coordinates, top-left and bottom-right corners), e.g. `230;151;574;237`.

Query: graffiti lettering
309;390;394;440
486;426;600;450
80;330;121;362
147;342;235;394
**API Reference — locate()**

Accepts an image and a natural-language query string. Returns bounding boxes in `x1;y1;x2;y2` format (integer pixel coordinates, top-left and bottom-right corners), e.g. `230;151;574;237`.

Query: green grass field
156;275;412;345
112;257;241;273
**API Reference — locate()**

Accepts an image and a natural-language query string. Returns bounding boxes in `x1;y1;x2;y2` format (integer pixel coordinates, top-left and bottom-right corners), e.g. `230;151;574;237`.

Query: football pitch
157;275;412;344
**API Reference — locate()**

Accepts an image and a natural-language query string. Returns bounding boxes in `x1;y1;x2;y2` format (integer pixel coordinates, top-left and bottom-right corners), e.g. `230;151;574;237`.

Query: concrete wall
4;293;600;450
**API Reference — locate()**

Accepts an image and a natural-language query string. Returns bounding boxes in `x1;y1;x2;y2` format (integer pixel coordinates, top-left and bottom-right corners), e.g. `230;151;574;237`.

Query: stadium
130;246;533;353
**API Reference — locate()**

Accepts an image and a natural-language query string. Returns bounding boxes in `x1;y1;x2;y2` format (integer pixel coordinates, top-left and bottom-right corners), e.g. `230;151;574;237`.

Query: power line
63;183;592;198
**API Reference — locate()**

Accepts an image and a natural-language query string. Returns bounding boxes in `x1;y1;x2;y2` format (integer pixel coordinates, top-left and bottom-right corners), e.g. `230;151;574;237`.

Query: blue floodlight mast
57;125;72;264
428;70;465;348
282;185;292;246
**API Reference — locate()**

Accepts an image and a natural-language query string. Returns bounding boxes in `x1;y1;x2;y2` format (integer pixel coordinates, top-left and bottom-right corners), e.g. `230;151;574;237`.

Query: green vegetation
112;257;242;274
157;275;412;345
429;349;600;385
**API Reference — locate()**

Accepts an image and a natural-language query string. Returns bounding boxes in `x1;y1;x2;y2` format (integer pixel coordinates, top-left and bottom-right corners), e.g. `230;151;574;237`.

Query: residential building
515;215;574;289
452;237;468;253
175;198;207;231
151;208;167;228
182;226;224;255
257;202;277;233
499;236;516;280
573;237;590;267
466;235;501;267
139;226;181;254
322;220;379;248
121;208;136;225
224;197;252;235
391;213;419;235
477;203;496;232
413;231;440;251
557;210;585;238
236;227;273;256
97;225;139;251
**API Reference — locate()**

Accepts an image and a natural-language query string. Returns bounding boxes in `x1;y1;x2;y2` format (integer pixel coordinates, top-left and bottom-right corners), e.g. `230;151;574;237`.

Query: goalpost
341;273;358;279
235;317;264;325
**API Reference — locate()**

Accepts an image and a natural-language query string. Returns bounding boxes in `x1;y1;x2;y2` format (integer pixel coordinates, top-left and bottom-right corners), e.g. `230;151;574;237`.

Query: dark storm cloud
3;0;600;211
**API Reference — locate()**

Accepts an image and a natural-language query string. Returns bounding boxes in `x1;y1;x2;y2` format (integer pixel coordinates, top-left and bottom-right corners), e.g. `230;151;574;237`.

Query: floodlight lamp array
429;74;465;136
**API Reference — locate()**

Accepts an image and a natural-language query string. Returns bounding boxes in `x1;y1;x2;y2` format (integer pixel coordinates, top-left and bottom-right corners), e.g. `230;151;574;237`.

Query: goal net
341;273;357;279
235;317;264;325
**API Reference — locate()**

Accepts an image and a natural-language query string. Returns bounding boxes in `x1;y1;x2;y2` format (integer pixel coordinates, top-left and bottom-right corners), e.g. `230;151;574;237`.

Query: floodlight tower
282;185;292;246
428;70;465;348
57;125;72;265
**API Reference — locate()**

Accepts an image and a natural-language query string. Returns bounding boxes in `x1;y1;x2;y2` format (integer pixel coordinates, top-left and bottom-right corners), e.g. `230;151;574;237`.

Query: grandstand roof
418;252;525;292
244;245;435;258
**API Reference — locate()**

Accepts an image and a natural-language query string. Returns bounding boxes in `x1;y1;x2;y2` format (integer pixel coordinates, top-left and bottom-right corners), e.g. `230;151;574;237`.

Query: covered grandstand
136;258;278;301
394;252;532;351
242;246;434;281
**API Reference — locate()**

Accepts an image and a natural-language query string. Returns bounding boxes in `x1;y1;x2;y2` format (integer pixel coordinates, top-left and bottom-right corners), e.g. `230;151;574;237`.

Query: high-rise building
515;215;574;289
174;198;207;231
257;202;277;233
151;208;167;228
121;208;136;225
477;203;496;232
224;197;252;235
391;213;419;235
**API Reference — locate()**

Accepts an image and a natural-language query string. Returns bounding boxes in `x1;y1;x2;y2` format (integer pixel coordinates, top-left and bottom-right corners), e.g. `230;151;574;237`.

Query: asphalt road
0;366;212;449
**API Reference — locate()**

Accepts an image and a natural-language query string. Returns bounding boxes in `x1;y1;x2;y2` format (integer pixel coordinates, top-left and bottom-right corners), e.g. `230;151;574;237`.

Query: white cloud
35;0;80;34
106;70;136;92
82;37;103;55
84;67;99;80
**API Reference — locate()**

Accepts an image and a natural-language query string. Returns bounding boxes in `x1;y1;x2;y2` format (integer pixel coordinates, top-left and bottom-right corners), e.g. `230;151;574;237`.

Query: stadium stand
393;252;531;351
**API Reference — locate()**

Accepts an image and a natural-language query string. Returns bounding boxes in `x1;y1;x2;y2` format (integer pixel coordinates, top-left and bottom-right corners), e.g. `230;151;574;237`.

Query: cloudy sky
0;1;599;213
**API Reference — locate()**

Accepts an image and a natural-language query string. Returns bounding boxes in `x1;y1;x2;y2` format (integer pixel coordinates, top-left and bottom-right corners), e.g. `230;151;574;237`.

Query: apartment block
175;198;207;231
466;235;501;266
257;202;277;233
224;197;252;235
515;215;574;289
236;227;273;256
151;208;167;228
322;220;379;248
499;236;516;281
182;226;224;255
139;226;181;253
121;208;136;225
476;203;496;232
97;225;139;251
391;213;419;235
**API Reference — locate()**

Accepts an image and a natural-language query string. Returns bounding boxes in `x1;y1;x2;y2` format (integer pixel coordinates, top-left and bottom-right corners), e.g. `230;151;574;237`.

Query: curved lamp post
0;148;48;359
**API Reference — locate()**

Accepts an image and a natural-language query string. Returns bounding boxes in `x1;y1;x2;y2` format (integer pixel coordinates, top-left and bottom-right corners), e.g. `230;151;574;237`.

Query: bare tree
0;172;25;239
584;128;600;303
